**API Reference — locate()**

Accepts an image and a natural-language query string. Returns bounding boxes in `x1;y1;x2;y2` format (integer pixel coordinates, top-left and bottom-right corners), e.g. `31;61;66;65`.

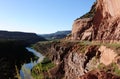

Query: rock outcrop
71;18;93;40
71;0;120;42
98;46;117;65
33;41;120;79
33;0;120;79
71;2;96;40
80;70;120;79
93;0;120;41
64;45;99;79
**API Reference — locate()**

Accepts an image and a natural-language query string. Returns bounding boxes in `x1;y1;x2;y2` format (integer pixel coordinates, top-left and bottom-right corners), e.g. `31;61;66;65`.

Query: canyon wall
34;41;120;79
71;0;120;42
33;0;120;79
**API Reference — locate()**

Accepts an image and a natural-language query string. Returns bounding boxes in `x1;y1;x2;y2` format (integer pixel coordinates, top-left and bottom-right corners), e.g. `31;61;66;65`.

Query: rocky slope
80;70;120;79
71;0;120;42
33;41;120;79
32;0;120;78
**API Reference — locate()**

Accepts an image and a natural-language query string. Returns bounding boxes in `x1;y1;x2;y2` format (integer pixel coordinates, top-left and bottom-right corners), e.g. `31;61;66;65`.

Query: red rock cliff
71;0;120;42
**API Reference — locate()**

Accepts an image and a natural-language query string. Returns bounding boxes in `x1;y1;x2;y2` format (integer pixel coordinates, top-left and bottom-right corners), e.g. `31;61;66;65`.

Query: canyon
32;0;120;79
0;0;120;78
34;41;120;79
0;31;46;79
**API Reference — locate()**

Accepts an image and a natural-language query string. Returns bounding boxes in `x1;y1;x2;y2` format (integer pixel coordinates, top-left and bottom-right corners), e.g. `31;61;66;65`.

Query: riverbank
31;57;55;79
20;47;44;79
0;40;36;79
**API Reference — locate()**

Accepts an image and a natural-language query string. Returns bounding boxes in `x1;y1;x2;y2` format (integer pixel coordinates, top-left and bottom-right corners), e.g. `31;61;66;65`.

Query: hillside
0;30;46;44
32;0;120;79
33;41;120;79
40;30;71;40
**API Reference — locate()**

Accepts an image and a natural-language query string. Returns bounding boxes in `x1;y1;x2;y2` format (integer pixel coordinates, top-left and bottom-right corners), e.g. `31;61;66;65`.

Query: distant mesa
40;30;71;40
0;30;46;44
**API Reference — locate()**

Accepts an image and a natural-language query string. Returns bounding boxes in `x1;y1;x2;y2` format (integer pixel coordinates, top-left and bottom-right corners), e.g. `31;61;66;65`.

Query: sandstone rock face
64;45;99;79
34;41;120;79
93;0;120;41
71;0;120;41
96;0;120;18
64;53;87;79
71;18;93;40
34;41;101;79
98;46;117;65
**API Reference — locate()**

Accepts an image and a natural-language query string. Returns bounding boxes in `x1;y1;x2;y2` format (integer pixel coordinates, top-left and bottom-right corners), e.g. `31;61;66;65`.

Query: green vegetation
78;41;120;49
34;40;120;55
104;43;120;49
32;57;55;79
75;2;96;20
33;40;120;78
79;41;96;46
97;63;106;70
15;65;21;79
111;63;120;76
97;63;120;76
39;39;60;44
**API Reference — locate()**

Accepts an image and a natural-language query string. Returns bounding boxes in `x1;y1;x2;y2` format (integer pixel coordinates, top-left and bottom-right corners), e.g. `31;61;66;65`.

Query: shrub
31;57;55;79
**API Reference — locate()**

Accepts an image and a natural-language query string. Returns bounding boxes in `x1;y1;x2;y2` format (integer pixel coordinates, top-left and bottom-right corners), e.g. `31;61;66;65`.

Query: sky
0;0;95;34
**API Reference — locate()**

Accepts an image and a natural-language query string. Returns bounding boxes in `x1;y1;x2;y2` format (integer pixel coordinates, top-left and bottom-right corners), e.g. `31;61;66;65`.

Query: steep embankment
33;41;120;79
71;0;120;42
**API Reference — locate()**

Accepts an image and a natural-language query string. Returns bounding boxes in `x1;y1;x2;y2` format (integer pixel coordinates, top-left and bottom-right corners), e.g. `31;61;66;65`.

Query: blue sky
0;0;95;34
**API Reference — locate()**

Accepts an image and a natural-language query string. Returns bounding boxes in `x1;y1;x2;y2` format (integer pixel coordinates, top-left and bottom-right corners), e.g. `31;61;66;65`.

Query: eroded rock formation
33;41;120;79
71;0;120;42
71;18;93;40
33;0;120;79
98;46;117;65
71;2;95;40
80;70;120;79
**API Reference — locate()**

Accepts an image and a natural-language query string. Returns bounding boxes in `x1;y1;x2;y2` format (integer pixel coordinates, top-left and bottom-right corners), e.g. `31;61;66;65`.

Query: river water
20;47;44;79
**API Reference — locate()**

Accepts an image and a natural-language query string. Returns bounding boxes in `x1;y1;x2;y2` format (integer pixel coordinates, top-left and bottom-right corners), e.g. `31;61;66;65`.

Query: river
20;47;44;79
